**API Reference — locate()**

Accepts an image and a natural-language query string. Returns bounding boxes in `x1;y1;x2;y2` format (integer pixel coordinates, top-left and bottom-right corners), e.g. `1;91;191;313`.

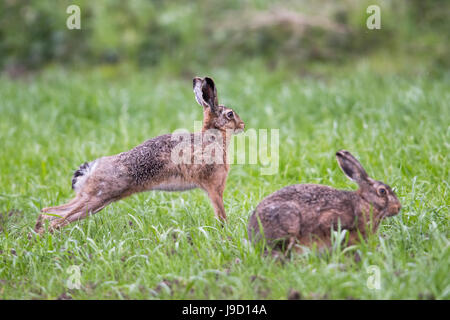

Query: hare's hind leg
35;157;130;234
41;196;80;214
35;195;83;233
35;194;115;234
48;195;113;231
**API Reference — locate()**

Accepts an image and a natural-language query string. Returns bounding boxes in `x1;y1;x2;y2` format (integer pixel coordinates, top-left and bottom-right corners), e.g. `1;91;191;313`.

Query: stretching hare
248;150;401;251
35;77;244;234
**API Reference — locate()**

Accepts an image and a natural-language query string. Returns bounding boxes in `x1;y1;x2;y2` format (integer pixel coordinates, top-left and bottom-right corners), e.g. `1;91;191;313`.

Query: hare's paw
34;211;63;234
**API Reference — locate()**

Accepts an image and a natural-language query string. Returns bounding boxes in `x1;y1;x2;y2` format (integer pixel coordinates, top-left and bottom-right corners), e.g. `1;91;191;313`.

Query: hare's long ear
193;76;218;114
336;150;369;185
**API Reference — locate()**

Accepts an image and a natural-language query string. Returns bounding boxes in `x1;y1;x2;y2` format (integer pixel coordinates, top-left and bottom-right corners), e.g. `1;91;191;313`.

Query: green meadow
0;62;448;299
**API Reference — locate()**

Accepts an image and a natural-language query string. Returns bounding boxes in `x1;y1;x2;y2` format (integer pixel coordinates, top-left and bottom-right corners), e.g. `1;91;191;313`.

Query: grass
0;62;448;299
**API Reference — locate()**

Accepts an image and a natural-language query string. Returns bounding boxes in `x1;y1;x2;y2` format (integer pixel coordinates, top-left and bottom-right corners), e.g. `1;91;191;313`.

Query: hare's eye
226;111;234;119
377;188;387;196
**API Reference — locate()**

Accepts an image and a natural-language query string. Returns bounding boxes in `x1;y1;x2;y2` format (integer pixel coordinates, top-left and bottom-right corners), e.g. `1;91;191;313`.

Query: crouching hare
248;150;401;251
35;77;244;234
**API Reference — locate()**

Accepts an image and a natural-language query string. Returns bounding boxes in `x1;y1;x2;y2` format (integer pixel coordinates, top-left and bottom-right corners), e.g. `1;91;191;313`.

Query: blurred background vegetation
0;0;448;77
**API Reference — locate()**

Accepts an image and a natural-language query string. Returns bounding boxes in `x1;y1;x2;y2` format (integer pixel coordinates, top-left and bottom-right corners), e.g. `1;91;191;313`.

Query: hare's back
256;184;353;223
250;184;356;242
250;185;334;238
116;133;210;191
117;134;180;184
259;184;342;207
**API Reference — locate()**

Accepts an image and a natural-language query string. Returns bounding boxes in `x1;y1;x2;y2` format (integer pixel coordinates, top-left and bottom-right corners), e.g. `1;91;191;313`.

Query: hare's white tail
71;160;98;193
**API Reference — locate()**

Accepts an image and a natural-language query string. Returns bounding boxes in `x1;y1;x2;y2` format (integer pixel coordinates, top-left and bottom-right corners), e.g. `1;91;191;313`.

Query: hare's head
336;150;401;218
193;77;245;134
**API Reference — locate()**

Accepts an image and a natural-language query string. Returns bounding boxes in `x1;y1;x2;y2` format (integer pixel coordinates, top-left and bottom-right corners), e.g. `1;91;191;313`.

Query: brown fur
35;77;244;234
247;150;402;252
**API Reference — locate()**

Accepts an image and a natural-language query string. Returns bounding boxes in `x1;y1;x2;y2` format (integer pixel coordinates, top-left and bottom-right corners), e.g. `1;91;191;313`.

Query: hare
247;150;401;251
35;76;244;234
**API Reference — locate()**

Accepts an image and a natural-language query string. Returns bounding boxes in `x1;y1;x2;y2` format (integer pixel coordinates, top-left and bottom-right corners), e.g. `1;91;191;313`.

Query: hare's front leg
207;189;226;221
203;177;227;221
